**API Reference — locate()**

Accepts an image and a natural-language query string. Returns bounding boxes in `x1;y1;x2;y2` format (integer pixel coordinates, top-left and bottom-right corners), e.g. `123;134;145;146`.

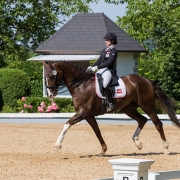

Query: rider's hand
91;66;98;73
86;66;92;72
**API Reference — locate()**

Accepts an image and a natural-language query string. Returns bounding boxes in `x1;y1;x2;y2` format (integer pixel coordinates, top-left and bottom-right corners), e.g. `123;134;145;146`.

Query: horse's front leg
54;110;86;150
86;117;107;156
54;123;71;150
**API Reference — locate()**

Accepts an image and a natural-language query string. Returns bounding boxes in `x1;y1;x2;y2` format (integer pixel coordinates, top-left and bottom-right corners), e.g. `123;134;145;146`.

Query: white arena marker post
108;158;154;180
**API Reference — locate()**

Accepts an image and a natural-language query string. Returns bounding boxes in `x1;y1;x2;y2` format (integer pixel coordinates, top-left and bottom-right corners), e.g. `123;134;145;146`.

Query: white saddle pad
95;74;126;99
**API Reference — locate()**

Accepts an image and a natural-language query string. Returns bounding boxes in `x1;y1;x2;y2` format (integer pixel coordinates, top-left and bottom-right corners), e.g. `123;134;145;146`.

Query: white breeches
96;68;112;88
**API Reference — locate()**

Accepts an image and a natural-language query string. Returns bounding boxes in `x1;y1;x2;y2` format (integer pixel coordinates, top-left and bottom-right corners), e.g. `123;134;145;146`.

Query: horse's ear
48;61;54;69
41;61;49;69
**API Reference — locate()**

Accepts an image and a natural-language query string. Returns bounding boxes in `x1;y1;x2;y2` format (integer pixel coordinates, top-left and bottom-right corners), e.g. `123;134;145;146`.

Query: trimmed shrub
6;60;43;97
0;68;31;108
1;105;16;113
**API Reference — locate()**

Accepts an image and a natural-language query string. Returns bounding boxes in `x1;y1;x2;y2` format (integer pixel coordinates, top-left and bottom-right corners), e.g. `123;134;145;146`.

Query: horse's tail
152;81;180;128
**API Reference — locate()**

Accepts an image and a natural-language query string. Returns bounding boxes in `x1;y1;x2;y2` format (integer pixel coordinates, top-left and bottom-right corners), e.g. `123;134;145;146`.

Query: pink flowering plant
37;101;59;113
17;97;59;113
18;97;34;113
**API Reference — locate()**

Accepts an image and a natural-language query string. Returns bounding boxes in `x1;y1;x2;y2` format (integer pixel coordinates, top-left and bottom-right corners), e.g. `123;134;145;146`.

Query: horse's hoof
163;149;170;155
99;153;105;157
133;137;143;150
136;142;143;150
53;145;62;151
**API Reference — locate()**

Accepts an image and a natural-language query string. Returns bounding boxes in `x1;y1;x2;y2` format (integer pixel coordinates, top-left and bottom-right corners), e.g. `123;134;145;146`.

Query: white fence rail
1;113;180;119
94;158;180;180
149;170;180;180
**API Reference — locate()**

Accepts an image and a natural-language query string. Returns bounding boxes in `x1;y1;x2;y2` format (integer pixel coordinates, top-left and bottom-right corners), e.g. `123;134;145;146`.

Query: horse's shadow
122;152;180;156
78;152;180;159
79;154;121;158
61;152;180;160
62;154;120;160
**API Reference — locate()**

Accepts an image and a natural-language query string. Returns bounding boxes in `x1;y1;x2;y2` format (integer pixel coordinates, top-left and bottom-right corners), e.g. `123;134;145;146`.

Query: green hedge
175;101;180;114
136;102;180;114
0;68;30;110
6;60;43;97
1;96;180;114
2;96;180;114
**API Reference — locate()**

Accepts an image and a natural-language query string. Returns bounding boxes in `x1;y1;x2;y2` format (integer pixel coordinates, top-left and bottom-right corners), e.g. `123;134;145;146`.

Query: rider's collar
106;45;114;51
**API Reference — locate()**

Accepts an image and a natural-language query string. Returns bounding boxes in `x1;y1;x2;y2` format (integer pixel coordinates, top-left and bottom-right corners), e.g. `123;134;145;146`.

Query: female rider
87;32;118;112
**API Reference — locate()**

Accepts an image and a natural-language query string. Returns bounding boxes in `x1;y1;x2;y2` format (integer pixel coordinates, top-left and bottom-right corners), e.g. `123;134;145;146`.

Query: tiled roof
36;13;147;54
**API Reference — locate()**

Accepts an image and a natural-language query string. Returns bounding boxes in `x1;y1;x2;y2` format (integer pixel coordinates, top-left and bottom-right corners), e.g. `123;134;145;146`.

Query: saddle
95;73;126;99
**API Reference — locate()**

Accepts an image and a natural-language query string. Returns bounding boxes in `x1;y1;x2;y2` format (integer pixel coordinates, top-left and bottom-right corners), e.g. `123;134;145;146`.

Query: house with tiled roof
28;13;146;97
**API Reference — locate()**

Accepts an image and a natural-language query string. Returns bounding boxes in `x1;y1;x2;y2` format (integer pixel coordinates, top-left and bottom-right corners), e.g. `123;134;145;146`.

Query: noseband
46;70;59;90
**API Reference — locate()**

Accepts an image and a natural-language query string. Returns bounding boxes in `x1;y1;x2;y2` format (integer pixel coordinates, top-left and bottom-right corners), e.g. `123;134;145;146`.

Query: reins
57;72;93;94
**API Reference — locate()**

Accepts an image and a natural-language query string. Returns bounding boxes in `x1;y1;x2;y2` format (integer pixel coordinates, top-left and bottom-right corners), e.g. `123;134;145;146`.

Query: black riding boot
105;86;114;112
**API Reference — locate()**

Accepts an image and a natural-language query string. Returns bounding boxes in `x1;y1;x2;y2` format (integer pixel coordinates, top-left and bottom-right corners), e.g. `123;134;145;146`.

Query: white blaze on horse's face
46;77;54;97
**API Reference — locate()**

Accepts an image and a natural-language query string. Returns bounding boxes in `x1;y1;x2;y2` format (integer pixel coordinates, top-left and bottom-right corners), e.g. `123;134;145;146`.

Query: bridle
46;69;93;94
45;69;59;90
45;70;59;89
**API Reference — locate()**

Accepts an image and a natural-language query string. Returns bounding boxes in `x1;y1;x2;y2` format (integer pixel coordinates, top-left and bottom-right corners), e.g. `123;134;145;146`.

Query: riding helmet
103;32;117;44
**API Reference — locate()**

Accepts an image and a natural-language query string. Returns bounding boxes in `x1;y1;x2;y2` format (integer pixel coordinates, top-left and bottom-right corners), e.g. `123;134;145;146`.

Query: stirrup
106;103;114;112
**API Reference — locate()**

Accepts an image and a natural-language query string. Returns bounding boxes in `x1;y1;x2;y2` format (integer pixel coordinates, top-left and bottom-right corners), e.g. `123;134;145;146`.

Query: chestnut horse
42;61;180;155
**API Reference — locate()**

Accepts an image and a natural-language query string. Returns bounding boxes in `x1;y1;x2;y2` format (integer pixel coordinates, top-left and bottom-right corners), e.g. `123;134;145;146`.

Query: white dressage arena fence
94;158;180;180
1;113;180;120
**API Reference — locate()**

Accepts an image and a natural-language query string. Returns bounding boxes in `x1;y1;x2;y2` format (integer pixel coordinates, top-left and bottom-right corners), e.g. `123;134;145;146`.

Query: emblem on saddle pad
116;89;122;94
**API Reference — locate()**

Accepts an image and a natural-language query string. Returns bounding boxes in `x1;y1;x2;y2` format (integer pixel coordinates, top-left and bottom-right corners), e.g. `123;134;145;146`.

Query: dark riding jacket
92;47;117;70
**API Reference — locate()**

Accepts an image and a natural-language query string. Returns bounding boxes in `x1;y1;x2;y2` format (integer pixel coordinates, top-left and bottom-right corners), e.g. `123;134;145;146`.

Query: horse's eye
48;73;54;78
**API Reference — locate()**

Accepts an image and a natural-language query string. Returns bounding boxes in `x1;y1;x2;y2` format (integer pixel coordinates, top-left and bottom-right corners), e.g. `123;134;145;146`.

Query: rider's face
105;39;112;47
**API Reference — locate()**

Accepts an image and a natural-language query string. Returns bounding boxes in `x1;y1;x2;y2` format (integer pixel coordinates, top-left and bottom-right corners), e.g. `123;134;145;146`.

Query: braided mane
55;60;85;73
53;60;93;87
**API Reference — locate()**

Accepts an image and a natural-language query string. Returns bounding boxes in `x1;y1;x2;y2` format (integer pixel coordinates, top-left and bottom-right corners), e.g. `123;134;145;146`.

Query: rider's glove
86;66;92;72
91;66;98;73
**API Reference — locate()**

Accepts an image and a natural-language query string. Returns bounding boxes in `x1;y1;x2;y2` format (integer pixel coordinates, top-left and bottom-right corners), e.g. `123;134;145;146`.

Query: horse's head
42;61;63;98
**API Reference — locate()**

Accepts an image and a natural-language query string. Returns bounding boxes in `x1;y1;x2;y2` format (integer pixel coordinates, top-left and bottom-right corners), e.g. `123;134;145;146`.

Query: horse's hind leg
86;117;107;155
147;111;169;155
122;105;148;150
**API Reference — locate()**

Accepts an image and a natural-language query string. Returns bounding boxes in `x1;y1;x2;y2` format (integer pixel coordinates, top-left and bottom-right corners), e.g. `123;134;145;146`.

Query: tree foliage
0;0;95;99
117;0;180;100
0;0;91;63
